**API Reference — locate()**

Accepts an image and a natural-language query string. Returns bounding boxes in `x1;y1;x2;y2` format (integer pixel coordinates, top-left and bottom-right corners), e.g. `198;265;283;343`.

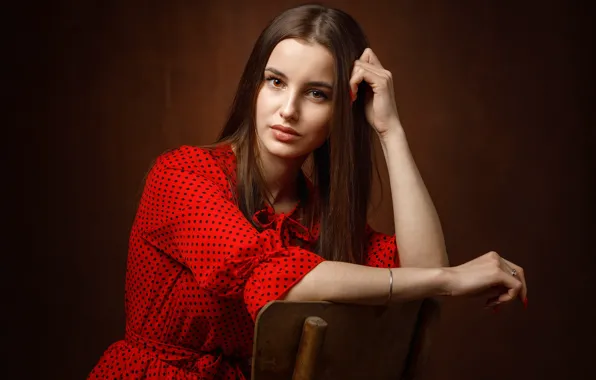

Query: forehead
266;39;335;81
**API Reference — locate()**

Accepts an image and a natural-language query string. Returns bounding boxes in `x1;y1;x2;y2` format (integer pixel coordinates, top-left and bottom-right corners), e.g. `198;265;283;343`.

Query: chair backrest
251;298;440;380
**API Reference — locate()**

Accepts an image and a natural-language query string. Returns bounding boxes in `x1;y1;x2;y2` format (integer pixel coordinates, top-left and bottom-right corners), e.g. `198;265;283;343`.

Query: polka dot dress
88;144;399;379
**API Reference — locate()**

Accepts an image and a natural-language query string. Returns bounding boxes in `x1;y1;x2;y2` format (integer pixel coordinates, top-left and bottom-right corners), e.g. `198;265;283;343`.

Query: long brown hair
216;4;373;265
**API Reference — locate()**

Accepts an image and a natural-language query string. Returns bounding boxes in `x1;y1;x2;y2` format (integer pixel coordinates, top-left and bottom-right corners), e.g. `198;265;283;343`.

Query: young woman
89;4;527;379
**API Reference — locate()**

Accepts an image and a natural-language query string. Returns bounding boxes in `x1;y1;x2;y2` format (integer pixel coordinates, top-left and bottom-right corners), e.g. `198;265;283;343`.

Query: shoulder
154;145;225;172
151;144;235;188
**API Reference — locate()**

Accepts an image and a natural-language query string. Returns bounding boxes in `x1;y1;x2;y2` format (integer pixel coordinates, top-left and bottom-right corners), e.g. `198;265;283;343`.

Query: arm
380;126;449;268
141;149;446;315
143;149;525;313
285;261;448;304
349;48;449;268
286;252;527;309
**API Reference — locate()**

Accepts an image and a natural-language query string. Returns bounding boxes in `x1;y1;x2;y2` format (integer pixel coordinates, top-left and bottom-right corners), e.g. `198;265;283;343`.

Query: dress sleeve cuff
199;229;324;310
242;244;324;321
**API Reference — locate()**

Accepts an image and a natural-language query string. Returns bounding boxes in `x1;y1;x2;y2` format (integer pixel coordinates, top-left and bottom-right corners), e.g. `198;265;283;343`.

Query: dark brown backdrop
14;1;594;379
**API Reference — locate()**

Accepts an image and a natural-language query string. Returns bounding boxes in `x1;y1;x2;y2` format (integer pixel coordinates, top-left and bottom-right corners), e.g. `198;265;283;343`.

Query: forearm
284;261;448;304
380;126;449;267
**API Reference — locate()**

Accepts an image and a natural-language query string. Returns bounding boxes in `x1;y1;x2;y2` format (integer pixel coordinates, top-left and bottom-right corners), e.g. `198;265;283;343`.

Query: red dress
89;144;399;379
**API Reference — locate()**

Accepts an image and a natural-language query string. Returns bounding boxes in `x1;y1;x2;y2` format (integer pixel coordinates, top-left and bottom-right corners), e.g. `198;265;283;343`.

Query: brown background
13;0;594;379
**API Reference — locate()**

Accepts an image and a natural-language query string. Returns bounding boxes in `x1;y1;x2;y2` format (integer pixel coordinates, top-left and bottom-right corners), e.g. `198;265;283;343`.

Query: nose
279;92;299;121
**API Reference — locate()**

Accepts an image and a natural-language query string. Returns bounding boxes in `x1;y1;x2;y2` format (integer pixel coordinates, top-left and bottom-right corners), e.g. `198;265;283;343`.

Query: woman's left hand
349;48;401;138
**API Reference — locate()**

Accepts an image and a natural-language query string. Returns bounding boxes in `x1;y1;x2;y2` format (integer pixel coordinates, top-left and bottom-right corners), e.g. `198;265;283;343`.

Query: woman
89;4;527;379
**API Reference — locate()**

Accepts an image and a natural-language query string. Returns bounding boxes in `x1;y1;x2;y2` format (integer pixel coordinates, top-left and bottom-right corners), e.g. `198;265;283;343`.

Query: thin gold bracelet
387;268;393;304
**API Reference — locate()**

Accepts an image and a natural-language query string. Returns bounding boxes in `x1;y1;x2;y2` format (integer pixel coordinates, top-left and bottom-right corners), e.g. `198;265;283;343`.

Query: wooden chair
251;298;440;380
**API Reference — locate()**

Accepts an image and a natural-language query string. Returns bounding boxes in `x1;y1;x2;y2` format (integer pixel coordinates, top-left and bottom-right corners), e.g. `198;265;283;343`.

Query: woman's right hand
443;251;528;308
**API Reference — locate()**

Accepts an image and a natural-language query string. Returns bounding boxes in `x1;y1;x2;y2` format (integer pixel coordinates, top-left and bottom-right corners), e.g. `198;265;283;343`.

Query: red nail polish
523;297;528;309
349;89;355;102
492;305;500;314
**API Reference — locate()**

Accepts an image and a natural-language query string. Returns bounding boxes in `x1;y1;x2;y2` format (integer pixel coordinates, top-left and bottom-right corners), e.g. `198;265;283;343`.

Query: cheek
255;88;272;121
304;107;332;135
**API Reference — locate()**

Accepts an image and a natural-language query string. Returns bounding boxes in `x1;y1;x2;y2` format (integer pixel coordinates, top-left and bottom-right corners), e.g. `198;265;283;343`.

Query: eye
308;89;328;100
265;76;283;88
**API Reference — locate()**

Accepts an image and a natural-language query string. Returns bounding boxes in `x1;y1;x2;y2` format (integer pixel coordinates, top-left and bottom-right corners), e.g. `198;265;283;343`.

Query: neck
257;147;306;206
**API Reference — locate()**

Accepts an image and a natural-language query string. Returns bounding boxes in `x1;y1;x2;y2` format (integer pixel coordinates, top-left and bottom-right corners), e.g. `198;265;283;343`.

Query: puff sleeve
137;153;325;320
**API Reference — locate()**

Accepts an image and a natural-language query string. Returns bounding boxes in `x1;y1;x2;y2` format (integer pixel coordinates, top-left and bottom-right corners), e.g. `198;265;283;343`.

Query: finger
499;258;514;277
485;294;501;309
495;271;523;303
349;62;390;101
499;258;527;303
348;66;380;102
355;60;387;77
482;286;508;308
502;258;528;303
359;48;384;69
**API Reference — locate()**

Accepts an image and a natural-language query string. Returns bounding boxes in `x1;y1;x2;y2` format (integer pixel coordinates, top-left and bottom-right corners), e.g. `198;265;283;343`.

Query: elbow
282;286;309;301
435;249;450;267
283;262;330;302
440;248;450;267
283;283;325;302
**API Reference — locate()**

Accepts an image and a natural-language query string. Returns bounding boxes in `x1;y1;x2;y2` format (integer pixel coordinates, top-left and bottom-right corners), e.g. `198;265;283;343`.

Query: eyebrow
265;67;334;90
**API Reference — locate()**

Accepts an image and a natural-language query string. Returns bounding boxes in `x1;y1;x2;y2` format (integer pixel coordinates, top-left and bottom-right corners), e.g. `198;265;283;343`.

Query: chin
261;138;308;160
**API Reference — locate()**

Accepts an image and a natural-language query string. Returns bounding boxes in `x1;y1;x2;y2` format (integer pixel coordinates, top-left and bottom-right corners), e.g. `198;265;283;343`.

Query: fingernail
523;297;528;309
485;302;500;312
349;88;356;103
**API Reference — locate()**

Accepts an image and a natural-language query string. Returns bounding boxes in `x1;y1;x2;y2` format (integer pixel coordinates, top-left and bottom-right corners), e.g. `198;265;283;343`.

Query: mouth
271;125;300;136
270;125;300;142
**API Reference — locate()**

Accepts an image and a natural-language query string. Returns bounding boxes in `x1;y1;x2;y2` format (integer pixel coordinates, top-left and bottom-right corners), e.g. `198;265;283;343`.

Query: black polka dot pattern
88;144;399;379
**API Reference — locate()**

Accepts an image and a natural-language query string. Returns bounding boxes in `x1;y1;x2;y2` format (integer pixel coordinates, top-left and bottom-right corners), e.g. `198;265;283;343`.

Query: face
255;38;335;160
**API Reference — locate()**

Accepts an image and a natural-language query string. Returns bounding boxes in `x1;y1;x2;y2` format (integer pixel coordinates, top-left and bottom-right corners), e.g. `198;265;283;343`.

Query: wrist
378;127;408;157
377;120;405;144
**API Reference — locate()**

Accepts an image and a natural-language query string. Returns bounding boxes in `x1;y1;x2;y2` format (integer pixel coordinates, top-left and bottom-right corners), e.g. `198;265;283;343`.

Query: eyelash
264;76;329;100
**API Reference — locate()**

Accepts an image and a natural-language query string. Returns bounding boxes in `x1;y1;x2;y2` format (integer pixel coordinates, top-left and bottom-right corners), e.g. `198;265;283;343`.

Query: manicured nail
523;297;528;309
349;88;356;103
485;302;500;313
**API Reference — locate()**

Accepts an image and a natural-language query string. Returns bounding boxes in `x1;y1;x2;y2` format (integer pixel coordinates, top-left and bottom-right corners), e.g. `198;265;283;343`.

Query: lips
271;125;300;136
